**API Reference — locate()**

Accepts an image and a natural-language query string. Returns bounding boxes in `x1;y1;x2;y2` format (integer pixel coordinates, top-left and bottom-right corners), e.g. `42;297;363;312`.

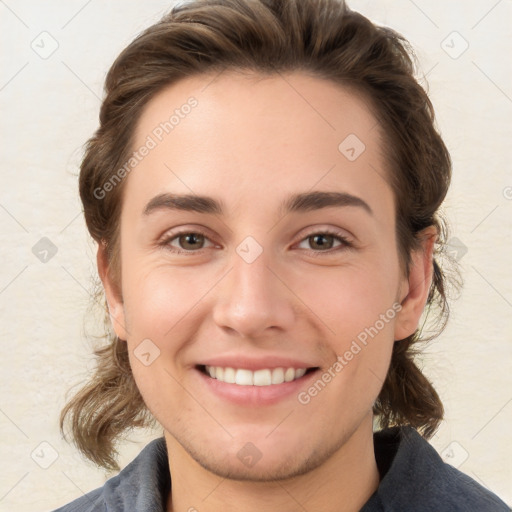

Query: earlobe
97;241;128;341
393;226;437;342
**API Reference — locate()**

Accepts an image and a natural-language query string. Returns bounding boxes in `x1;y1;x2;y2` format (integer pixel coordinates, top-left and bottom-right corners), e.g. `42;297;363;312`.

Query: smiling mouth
197;365;319;386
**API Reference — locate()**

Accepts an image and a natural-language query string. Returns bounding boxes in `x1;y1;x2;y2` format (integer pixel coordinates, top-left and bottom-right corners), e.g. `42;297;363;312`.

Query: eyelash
159;229;353;256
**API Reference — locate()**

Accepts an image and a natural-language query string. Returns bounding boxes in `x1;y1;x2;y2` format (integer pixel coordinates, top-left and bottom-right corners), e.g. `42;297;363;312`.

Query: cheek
304;263;399;405
121;265;203;415
299;261;399;342
122;261;206;340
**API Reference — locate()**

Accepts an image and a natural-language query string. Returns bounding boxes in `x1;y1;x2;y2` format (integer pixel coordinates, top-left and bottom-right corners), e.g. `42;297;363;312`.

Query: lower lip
195;367;320;406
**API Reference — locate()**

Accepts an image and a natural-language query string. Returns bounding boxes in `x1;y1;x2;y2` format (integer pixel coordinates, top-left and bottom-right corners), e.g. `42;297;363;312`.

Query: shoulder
51;437;170;512
52;487;104;512
363;426;510;512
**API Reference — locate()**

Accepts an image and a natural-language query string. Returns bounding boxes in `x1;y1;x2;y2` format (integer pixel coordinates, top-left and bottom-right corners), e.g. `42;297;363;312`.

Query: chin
192;453;322;482
176;431;336;483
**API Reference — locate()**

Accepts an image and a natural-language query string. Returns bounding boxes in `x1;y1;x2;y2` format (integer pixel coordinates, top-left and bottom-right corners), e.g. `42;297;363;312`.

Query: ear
97;241;128;341
394;226;437;342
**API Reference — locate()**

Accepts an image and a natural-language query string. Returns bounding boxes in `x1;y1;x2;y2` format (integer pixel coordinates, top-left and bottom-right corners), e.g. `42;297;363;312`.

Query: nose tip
212;254;295;339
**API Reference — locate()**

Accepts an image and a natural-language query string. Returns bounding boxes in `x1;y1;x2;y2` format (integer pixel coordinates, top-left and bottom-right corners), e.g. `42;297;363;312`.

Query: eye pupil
180;233;204;250
310;234;333;250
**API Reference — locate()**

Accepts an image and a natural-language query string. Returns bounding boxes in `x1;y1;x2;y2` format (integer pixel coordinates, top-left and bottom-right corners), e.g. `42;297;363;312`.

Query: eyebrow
143;190;373;217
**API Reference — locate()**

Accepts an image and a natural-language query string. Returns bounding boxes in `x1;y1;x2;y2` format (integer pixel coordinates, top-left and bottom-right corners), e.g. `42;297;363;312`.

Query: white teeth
235;369;253;386
284;368;295;382
271;367;284;384
253;369;272;386
223;367;236;383
204;366;309;386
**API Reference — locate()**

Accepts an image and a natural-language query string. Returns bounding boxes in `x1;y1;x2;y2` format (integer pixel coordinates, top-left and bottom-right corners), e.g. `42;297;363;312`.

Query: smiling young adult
55;1;509;511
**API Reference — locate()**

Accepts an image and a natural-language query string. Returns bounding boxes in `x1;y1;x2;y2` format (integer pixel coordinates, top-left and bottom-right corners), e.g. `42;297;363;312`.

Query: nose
212;248;296;339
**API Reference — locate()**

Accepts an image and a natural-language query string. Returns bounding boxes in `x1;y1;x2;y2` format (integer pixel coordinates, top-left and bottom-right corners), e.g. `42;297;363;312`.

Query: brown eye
308;234;336;250
296;230;352;254
177;233;205;250
162;230;215;254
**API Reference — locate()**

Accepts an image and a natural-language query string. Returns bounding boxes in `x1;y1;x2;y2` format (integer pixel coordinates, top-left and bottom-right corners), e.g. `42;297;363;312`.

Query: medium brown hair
61;0;461;471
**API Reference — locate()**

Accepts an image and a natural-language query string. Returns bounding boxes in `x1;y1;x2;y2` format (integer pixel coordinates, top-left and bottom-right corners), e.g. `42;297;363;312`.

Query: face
101;71;432;481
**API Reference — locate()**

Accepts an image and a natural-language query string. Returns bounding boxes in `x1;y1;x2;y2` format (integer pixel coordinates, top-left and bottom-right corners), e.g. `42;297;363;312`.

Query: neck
165;415;380;512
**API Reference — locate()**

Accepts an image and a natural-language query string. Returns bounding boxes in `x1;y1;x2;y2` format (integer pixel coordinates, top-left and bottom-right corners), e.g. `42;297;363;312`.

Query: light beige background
0;1;511;510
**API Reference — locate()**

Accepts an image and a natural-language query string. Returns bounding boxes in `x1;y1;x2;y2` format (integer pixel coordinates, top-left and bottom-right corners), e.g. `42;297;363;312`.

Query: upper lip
197;355;320;371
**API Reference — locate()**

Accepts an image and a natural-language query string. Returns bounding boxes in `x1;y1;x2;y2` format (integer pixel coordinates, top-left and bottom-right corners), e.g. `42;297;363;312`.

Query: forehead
126;70;392;220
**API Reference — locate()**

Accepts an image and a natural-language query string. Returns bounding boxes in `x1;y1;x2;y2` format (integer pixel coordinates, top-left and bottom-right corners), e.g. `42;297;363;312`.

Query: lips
194;355;320;404
195;362;321;406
